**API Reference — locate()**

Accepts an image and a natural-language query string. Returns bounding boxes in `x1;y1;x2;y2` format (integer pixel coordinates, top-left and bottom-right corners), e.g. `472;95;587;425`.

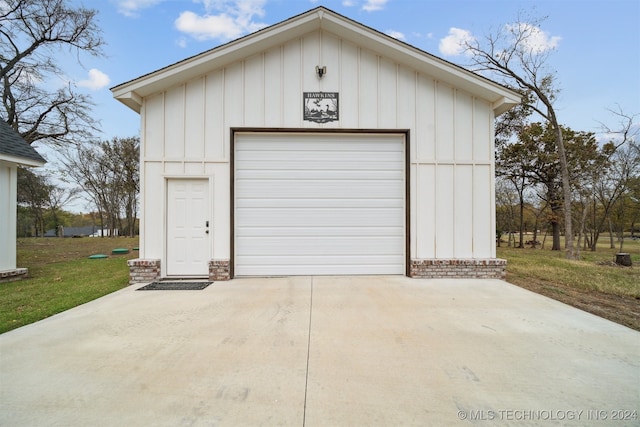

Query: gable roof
112;6;520;115
0;120;46;167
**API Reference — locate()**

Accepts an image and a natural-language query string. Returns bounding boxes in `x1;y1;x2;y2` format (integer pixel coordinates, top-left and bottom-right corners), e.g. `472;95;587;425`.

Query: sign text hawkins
303;92;339;123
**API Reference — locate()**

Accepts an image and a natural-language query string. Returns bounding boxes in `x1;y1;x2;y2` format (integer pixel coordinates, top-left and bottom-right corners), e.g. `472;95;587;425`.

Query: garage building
112;7;520;282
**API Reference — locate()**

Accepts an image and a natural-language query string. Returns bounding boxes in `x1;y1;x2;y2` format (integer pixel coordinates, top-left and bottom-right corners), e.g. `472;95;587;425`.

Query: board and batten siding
138;29;496;268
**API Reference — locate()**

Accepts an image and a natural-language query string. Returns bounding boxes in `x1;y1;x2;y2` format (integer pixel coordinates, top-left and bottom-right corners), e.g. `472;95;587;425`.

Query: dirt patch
506;275;640;332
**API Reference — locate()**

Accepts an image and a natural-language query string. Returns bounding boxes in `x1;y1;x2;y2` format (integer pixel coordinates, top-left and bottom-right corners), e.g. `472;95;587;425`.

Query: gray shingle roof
0;120;46;165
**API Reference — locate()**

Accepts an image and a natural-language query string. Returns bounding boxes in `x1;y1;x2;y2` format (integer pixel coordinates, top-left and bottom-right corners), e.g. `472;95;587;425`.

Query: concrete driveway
1;277;638;426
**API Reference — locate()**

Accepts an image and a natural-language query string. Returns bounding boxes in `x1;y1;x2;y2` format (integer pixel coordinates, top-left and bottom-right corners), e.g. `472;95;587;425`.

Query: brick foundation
0;268;28;283
209;260;230;281
127;259;161;285
410;259;506;279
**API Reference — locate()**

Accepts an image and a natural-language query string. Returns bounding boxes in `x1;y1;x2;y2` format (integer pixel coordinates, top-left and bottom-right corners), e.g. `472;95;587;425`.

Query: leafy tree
495;178;519;247
503;123;607;251
463;14;579;258
16;167;76;236
496;135;536;248
0;0;104;145
16;167;49;236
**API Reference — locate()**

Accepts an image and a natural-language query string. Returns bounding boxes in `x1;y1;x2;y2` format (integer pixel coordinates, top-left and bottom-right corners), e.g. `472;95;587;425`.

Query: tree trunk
591;229;600;251
577;200;588;253
551;121;578;259
551;221;561;251
518;191;525;248
608;218;615;249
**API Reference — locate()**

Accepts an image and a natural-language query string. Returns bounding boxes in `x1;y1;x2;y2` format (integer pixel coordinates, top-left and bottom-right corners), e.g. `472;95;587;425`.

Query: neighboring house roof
112;6;520;115
0;120;46;167
44;226;101;237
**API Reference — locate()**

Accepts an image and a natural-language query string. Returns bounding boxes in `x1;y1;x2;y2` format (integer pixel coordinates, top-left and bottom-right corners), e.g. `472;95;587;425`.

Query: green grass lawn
1;237;138;334
497;237;640;299
2;235;638;334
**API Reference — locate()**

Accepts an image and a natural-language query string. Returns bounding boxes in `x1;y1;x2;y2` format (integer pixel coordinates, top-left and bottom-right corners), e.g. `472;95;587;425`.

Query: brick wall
410;259;506;279
0;268;28;283
209;260;230;281
127;259;161;285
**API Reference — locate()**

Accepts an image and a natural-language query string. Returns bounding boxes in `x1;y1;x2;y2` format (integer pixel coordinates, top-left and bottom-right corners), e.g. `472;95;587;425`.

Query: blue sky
56;0;639;143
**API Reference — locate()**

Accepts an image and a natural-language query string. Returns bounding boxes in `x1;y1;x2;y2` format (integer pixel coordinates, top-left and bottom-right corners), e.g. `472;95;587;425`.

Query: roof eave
493;96;521;116
112;7;521;116
317;12;521;115
0;153;46;167
111;11;321;112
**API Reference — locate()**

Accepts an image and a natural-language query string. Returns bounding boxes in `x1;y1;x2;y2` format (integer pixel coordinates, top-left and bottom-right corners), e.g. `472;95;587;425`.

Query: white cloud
342;0;355;6
362;0;388;12
506;23;561;53
176;36;188;48
439;27;475;56
77;69;110;90
175;0;267;42
386;30;405;41
115;0;164;17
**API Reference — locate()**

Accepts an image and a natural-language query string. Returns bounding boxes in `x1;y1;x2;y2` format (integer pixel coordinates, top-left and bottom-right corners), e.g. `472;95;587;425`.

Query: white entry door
166;179;210;276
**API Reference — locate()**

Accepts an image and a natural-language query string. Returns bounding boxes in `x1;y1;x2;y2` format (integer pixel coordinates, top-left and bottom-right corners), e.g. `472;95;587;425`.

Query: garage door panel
237;254;406;266
236;180;403;199
235;133;405;276
236;198;403;209
237;149;402;161
236;169;404;180
236;226;403;237
236;236;404;255
238;264;405;276
237;256;406;276
236;160;403;172
236;137;402;152
236;208;404;227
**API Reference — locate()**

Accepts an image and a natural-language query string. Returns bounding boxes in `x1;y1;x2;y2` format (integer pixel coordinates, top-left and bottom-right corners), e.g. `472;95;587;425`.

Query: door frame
164;176;212;278
230;128;410;278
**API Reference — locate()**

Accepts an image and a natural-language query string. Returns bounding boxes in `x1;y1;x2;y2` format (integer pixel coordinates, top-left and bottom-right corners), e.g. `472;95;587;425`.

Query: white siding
185;78;205;159
0;163;17;271
138;28;499;275
164;86;184;159
454;165;474;258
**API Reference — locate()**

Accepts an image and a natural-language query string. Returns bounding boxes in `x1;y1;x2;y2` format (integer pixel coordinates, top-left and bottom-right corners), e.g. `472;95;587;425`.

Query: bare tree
463;14;579;259
495;178;519;247
62;137;140;237
0;0;104;145
591;108;640;250
16;167;77;236
17;167;49;236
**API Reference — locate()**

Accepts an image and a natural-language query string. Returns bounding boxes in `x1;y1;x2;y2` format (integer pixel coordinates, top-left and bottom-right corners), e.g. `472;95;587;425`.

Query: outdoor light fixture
316;66;327;78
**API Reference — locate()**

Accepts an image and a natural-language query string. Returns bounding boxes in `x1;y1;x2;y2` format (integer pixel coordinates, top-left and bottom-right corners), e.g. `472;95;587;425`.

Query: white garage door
235;133;405;276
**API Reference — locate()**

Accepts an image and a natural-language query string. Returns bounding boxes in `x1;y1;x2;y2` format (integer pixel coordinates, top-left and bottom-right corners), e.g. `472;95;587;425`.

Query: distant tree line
61;136;140;237
495;110;639;253
17;137;140;238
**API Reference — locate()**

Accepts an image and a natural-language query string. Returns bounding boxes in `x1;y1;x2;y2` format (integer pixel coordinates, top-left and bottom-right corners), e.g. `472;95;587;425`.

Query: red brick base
410;259;506;279
209;260;230;281
0;268;28;283
127;259;161;285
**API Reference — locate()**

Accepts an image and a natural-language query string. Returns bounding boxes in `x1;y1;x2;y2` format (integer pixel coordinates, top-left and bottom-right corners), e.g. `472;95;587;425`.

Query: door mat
137;281;213;291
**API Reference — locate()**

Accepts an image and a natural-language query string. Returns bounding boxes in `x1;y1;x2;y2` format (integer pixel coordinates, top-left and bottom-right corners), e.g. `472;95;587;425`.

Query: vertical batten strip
280;45;284;126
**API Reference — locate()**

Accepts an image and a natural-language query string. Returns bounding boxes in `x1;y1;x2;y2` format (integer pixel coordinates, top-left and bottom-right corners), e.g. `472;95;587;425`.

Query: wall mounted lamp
316;66;327;79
